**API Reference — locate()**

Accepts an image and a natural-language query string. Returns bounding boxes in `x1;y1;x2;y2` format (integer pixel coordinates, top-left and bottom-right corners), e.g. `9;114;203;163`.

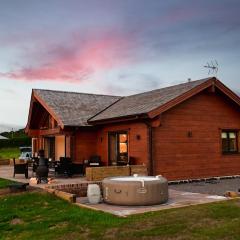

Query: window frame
221;130;239;154
108;131;129;166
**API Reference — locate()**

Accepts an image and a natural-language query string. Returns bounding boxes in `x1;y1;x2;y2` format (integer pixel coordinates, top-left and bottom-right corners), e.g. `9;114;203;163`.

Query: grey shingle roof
89;78;212;122
33;89;121;126
33;78;212;127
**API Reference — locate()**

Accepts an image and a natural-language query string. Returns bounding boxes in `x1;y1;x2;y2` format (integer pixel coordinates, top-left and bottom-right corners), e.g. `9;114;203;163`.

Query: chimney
188;78;191;83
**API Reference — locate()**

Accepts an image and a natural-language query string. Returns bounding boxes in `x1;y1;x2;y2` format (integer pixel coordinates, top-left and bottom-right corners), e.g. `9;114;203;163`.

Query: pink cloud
0;32;135;82
0;6;206;84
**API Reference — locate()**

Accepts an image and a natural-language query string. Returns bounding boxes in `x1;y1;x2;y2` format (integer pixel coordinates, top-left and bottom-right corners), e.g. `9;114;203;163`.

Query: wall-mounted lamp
187;131;193;138
136;134;141;140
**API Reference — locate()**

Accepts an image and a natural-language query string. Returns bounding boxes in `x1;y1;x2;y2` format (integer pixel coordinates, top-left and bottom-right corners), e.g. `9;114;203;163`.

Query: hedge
0;137;31;148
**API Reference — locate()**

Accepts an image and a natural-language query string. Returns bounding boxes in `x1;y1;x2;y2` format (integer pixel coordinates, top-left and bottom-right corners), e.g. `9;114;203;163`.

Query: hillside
0;123;23;134
0;128;30;149
1;128;28;139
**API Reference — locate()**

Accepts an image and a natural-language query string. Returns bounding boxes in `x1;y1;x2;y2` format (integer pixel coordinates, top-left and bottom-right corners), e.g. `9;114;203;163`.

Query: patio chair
13;158;28;179
88;155;101;167
71;163;84;176
55;157;72;177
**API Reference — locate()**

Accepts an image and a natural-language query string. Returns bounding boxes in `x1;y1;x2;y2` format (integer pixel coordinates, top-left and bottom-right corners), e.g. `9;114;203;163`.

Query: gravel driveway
169;178;240;196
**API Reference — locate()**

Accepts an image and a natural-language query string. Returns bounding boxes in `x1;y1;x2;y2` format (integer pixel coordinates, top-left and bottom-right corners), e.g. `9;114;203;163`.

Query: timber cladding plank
153;90;240;180
74;130;98;163
96;122;149;166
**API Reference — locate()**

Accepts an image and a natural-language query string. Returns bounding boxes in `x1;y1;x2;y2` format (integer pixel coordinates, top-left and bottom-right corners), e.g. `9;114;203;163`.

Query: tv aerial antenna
204;60;219;76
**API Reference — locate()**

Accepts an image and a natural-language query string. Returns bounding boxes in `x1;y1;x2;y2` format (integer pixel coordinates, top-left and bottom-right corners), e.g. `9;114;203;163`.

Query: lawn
0;182;240;240
0;147;19;160
0;178;17;189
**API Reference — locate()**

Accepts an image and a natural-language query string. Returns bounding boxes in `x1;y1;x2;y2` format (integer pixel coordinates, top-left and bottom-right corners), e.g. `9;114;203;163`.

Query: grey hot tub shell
102;176;168;206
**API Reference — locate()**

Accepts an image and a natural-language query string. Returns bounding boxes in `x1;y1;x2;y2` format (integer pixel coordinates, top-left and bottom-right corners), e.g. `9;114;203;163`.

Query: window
221;131;238;154
119;133;128;154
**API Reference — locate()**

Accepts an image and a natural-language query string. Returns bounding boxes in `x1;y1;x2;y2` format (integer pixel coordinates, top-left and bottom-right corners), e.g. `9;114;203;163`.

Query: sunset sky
0;0;240;128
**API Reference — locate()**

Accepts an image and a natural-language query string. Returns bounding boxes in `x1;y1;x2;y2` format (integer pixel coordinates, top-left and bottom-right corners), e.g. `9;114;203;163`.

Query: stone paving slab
169;178;240;196
76;189;228;217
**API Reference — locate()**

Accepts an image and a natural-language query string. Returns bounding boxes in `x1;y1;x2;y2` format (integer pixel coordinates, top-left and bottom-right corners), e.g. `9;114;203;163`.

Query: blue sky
0;0;240;127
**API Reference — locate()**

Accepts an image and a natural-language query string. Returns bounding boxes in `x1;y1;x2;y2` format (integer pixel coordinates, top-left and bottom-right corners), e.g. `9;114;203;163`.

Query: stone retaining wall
130;165;148;176
46;181;102;198
0;159;10;165
45;188;77;203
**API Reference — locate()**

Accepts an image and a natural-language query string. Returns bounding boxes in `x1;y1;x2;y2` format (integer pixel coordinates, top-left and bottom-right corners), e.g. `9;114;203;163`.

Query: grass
0;178;17;189
0;180;240;240
0;148;19;160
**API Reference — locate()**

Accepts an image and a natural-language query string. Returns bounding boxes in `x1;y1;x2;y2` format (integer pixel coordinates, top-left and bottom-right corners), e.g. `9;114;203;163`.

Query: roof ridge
126;77;213;98
33;88;121;98
89;77;216;123
32;78;213;99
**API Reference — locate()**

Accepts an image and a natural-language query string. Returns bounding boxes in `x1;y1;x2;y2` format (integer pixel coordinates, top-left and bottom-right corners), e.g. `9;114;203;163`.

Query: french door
108;132;128;166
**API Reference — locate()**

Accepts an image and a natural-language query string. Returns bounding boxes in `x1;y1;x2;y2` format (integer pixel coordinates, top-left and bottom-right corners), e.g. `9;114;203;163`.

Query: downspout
143;121;153;176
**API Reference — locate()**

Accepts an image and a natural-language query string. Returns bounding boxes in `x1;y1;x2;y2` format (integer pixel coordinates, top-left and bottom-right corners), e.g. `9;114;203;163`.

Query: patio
0;165;87;188
1;164;239;195
1;164;237;217
76;189;227;217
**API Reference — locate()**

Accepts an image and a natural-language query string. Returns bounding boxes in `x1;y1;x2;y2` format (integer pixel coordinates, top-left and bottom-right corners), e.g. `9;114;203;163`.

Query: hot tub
102;175;168;206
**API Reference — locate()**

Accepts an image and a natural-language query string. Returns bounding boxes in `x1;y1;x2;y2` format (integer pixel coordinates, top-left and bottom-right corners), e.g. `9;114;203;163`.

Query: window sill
222;152;240;156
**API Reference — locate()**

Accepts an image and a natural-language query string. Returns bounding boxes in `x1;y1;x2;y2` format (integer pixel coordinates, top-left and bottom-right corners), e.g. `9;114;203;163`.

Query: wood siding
153;90;240;180
29;84;240;180
32;137;44;157
74;130;97;163
96;122;149;167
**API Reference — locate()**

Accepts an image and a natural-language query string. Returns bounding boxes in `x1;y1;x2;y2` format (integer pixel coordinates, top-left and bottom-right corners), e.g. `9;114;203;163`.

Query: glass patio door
108;132;128;166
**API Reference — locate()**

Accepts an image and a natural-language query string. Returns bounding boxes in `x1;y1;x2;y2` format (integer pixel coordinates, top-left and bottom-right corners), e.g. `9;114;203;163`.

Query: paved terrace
1;164;237;217
76;190;227;217
1;165;239;195
0;165;87;188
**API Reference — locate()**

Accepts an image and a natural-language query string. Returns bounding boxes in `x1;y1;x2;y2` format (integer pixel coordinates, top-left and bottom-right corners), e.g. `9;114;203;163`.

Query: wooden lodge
25;77;240;180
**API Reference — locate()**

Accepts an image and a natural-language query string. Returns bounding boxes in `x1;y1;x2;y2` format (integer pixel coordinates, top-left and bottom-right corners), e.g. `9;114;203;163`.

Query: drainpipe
143;121;153;176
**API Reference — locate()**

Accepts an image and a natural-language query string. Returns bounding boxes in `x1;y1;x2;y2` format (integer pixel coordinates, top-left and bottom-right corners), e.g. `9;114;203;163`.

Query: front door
108;132;128;165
